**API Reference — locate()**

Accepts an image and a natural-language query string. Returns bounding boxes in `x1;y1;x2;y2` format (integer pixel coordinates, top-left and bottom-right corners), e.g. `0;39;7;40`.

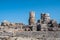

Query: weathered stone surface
0;31;60;40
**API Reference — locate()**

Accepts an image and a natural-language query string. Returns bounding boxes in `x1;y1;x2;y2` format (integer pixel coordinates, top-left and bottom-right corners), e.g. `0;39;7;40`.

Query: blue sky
0;0;60;25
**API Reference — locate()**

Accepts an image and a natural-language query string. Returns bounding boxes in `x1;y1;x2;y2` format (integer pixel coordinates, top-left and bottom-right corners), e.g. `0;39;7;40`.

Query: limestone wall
0;31;60;40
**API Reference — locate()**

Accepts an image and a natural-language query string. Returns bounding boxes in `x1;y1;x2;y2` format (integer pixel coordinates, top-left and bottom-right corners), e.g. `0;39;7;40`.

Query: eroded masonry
0;11;60;40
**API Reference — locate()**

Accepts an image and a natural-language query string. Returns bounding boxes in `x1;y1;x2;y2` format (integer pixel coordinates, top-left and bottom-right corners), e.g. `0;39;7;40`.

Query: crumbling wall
0;31;60;40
